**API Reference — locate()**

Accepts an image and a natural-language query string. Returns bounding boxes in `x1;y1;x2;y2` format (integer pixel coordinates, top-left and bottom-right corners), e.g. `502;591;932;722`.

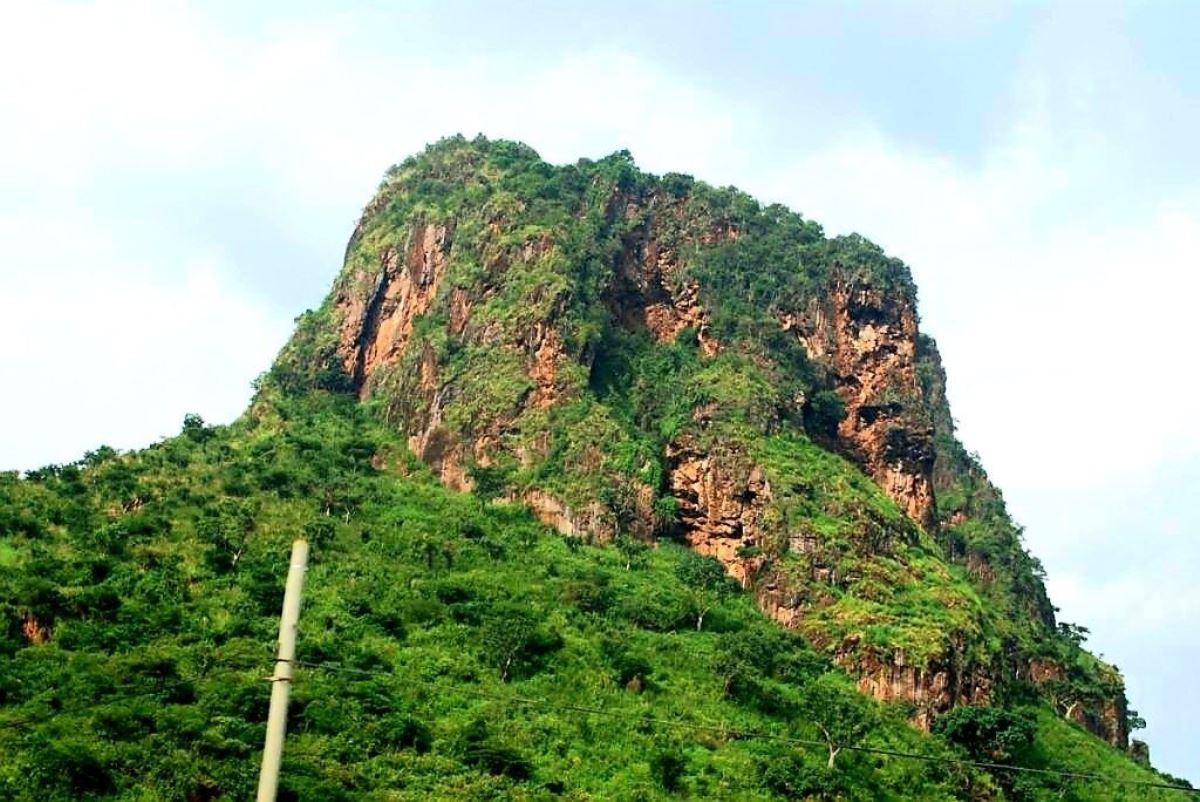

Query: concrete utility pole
256;539;310;802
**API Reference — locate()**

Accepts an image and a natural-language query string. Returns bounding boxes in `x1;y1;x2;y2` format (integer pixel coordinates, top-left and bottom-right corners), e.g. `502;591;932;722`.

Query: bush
461;719;534;781
804;389;846;439
933;705;1036;763
478;603;562;681
615;585;691;632
561;576;612;614
650;747;688;792
611;652;654;692
759;752;849;799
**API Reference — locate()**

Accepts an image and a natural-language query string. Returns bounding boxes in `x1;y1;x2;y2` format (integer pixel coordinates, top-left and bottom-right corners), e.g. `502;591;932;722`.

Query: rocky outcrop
322;188;971;727
336;221;454;396
664;427;987;729
1024;656;1130;748
789;279;937;531
755;579;993;729
285;139;1132;742
516;489;611;540
836;646;992;730
666;435;769;589
610;195;722;355
1073;697;1129;750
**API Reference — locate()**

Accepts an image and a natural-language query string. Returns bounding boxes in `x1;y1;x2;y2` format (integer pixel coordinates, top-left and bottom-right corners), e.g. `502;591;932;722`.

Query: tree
804;389;846;439
81;445;118;468
933;705;1036;764
479;603;560;681
1056;622;1090;646
1041;678;1085;719
675;551;729;631
181;413;214;445
1126;708;1147;733
460;719;533;780
303;517;336;550
650;747;687;792
198;499;257;572
799;674;875;769
615;535;648;571
415;534;454;571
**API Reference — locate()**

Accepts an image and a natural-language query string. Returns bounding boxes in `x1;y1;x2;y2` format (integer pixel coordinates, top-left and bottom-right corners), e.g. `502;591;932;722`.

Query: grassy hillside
0;389;1188;800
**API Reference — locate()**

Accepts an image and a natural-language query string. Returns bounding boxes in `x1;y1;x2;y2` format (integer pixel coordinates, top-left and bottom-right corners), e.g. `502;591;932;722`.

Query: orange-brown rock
836;646;992;730
517;489;612;540
1025;656;1130;748
666;436;769;589
298;141;1127;739
611;197;723;355
792;278;937;531
336;221;454;396
1070;696;1129;749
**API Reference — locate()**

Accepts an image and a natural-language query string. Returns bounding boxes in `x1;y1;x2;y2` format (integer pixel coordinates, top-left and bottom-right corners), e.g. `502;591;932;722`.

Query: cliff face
274;136;1128;739
789;278;936;531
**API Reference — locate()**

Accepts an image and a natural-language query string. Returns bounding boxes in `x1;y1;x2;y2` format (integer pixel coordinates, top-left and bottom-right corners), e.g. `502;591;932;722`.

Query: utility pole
256;539;310;802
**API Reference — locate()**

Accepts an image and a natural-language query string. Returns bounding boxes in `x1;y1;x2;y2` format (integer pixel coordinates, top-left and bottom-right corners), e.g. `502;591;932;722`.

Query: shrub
933;705;1036;763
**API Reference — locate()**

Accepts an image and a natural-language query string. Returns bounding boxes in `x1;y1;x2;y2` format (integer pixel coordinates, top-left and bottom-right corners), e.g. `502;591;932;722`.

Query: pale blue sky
1;0;1196;781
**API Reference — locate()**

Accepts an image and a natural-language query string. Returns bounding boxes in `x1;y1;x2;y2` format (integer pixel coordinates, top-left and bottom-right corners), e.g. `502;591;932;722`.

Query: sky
1;0;1196;780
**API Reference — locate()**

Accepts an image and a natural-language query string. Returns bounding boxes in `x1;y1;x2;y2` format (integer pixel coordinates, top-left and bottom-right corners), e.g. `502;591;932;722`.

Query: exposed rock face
1023;656;1130;748
791;279;937;531
609;194;725;355
1073;697;1129;750
517;489;611;539
1026;657;1065;686
666;435;768;589
664;425;992;727
836;646;992;730
321;190;977;726
336;221;454;396
756;564;996;725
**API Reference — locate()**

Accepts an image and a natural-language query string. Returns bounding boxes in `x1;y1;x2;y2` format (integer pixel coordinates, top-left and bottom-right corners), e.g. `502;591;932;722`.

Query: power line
282;657;1199;795
1;654;1193;796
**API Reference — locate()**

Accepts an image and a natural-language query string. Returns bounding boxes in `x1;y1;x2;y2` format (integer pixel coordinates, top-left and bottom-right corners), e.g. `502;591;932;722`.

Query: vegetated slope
0;136;1191;800
0;394;1183;800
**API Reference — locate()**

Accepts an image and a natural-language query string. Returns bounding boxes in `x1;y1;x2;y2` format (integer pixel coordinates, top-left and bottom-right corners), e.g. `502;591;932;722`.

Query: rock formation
274;135;1129;740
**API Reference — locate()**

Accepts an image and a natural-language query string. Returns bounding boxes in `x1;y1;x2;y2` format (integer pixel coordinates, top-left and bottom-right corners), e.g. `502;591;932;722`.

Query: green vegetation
0;395;961;799
1;394;1187;800
915;334;1126;729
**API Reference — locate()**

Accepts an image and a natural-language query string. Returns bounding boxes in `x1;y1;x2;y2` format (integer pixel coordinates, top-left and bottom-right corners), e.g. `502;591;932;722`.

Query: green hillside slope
1;392;1187;800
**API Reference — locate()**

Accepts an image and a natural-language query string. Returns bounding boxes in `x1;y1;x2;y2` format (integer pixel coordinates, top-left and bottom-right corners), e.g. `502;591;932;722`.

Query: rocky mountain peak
272;135;1129;739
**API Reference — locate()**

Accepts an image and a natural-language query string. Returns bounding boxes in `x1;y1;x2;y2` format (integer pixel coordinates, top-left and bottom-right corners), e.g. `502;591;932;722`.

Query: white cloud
750;97;1200;780
0;208;289;470
1048;568;1200;637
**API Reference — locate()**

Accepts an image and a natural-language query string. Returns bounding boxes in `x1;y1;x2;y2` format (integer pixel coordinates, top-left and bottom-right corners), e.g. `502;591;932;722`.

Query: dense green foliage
1;394;1187;800
0;395;951;799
